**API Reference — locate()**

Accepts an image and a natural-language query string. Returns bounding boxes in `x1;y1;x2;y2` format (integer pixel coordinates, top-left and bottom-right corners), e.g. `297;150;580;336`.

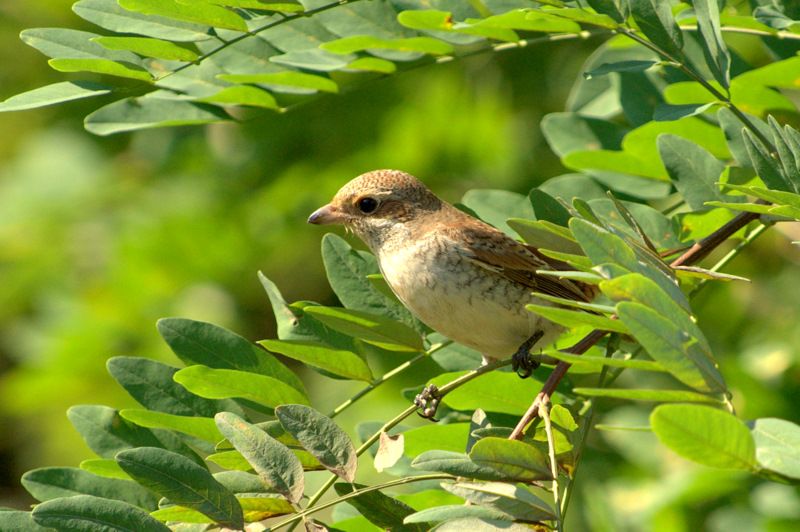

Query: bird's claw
414;384;441;421
512;330;544;379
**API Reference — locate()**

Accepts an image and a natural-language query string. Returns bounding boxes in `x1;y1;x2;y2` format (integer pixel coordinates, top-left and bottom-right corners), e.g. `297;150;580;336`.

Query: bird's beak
308;204;343;225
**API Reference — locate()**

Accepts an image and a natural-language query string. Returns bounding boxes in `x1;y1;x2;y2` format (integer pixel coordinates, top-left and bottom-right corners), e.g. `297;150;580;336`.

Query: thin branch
300;358;510;516
270;474;455;530
156;0;364;82
615;28;776;152
327;343;447;419
541;399;563;532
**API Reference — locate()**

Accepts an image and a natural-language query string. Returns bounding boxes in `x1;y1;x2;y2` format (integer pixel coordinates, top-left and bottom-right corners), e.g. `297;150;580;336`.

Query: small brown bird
308;170;594;380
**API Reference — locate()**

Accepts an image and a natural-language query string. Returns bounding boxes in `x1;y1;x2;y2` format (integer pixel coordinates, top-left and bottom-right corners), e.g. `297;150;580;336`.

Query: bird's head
308;170;442;249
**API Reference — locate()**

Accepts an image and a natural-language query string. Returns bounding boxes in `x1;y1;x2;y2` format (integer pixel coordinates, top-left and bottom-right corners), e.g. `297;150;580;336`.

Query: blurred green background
1;2;799;530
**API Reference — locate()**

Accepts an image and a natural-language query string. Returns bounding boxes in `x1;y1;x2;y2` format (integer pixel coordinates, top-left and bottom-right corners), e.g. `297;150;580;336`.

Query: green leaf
587;198;682;250
215;412;305;503
665;80;795;118
259;273;358;349
320;233;420;330
541;349;667;372
404;505;509;524
651;404;756;470
546;7;619;29
206;450;252;471
148;506;213;524
21;467;157;509
0;510;53;532
73;0;212;42
584;60;656;78
529;189;572;226
469;437;552;481
629;0;684;56
107;356;243;418
402;423;470;457
472;9;582;33
174;365;310;408
573;387;723;403
213;470;272;494
31;495;170;532
654;102;719;122
460;189;532;236
411;450;509;481
157;317;304;392
151;496;294;523
570;217;688;310
20;28;141;62
693;0;731;88
92;36;198;61
275;404;357;482
617;302;725;392
526;302;628;333
658;134;726;210
734;56;800;90
334;483;426;532
67;405;203;465
48;58;152;82
118;0;248;32
0;81;112;112
428;371;541;415
346;57;396;73
540;112;628;158
742;129;792;192
321;35;453;55
218;71;338;93
586;0;627;23
507;218;583;254
769;116;800;191
302;306;423;352
116;447;243;528
84;93;230;135
120;409;222;442
259;339;373;381
443;481;555;522
752;418;800;479
200;85;279;109
79;459;131;480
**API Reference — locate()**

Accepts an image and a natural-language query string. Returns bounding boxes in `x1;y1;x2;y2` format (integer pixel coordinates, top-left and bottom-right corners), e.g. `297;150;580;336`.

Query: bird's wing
445;219;595;302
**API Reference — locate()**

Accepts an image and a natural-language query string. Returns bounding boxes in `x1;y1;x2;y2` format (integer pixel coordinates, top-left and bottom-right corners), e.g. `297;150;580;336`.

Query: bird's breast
376;238;557;358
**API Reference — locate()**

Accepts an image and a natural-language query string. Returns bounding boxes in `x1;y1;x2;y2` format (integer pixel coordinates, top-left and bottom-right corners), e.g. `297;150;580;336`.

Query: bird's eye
357;197;379;214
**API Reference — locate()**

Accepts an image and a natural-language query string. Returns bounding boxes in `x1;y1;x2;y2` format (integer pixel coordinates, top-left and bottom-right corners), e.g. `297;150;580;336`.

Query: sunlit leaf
174;365;310;407
259;339;373;381
469;438;551;481
0;81;112;112
751;418;800;479
118;0;248;32
651;404;756;470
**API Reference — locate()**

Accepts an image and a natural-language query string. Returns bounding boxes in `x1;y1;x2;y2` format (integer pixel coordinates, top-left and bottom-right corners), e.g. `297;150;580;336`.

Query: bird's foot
512;330;544;379
414;384;441;421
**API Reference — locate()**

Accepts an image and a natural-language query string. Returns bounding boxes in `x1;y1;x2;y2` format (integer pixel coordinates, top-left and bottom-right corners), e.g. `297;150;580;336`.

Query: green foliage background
0;1;799;530
0;0;579;493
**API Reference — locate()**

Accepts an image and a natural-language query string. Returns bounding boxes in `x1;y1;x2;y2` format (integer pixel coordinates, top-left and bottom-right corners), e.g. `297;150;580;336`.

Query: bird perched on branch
309;170;595;414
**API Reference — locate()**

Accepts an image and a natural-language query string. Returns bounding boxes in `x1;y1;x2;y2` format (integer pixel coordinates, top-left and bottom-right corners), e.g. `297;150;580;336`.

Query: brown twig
508;208;762;440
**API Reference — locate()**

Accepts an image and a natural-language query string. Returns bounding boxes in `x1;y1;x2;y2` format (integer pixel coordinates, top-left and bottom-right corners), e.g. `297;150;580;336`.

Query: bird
308;170;595;415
